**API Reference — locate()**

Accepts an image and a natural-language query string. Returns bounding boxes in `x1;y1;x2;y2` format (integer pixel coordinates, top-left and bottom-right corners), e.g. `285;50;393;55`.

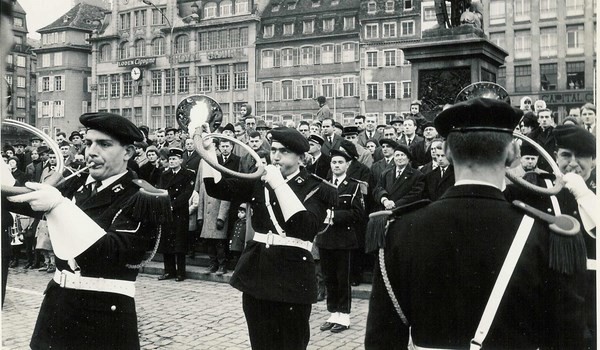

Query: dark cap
58;141;71;148
376;124;387;129
30;136;43;142
134;140;148;149
308;134;325;146
394;144;413;160
270;127;309;154
13;141;27;147
554;125;596;158
330;149;353;161
333;122;344;131
222;123;235;132
80;112;144;145
520;142;538;157
342;126;359;136
37;146;49;154
69;131;82;141
521;112;539;128
317;96;326;104
165;127;178;134
339;139;358;159
256;120;271;130
168;148;184;158
379;138;398;148
434;98;523;138
411;100;422;106
389;116;404;125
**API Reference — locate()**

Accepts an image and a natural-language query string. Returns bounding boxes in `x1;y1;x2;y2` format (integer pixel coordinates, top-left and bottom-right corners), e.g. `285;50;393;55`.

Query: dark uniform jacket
182;150;201;173
158;167;195;253
526;126;556;172
30;171;158;350
204;168;335;304
365;185;587;350
373;165;425;209
306;153;331;179
315;177;364;250
423;165;455;201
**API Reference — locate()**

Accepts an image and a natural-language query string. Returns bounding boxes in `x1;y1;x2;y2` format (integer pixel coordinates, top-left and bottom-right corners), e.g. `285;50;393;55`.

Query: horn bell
176;94;223;133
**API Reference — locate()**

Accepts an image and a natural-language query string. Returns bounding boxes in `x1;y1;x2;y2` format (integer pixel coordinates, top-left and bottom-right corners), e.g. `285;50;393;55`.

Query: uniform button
111;305;117;311
547;208;552;213
574;211;578;215
302;256;307;261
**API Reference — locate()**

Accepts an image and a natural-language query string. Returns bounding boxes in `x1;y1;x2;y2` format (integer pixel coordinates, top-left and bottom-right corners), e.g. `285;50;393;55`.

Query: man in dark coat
320;118;343;156
365;98;587;349
202;127;336;350
373;144;425;210
182;138;201;173
8;112;160;349
370;138;397;182
315;149;364;333
158;148;195;282
526;108;556;172
423;144;455;201
306;134;330;179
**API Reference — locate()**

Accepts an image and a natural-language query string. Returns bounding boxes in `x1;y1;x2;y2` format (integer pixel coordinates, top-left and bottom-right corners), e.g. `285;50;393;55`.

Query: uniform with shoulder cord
365;98;588;350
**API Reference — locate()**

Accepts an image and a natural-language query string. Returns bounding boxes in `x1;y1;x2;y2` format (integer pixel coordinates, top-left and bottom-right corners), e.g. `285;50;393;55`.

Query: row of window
41;53;63;68
6;54;27;68
363;21;415;39
38;75;65;92
260;43;359;68
41;32;66;45
501;61;586;92
489;24;591;60
366;0;413;14
364;49;410;67
256;77;362;101
4;75;27;89
490;0;587;23
365;82;412;99
118;0;249;30
262;16;355;38
97;64;249;98
38;100;64;118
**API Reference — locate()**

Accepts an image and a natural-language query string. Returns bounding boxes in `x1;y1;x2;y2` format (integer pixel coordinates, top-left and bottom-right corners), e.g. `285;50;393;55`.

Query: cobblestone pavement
2;267;369;349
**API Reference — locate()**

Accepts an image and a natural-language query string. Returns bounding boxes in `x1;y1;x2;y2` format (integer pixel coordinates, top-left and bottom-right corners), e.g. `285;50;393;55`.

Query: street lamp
140;0;198;127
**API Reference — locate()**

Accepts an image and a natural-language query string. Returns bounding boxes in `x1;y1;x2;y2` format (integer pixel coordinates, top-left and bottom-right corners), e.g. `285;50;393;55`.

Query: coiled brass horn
454;82;564;195
176;95;265;180
1;119;66;195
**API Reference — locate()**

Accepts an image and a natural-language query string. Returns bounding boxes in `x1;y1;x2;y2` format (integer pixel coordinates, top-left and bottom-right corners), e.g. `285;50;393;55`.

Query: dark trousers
320;248;352;314
163;253;186;277
23;235;38;265
242;293;311;350
206;238;227;267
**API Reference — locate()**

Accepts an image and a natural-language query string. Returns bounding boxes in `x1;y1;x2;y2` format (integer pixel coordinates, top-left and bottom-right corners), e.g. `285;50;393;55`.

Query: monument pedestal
402;26;508;117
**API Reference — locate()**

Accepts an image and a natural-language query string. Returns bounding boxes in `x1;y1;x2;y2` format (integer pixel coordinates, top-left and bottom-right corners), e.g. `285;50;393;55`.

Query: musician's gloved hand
216;219;225;230
262;164;286;190
7;182;66;212
563;173;593;200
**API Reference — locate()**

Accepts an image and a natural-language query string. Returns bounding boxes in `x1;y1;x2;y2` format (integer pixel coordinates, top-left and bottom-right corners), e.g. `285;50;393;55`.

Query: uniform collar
285;168;301;181
86;171;127;192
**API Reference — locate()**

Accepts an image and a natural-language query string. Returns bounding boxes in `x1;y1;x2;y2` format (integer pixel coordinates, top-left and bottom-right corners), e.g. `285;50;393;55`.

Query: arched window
235;0;249;14
220;0;232;16
118;41;129;59
204;2;217;18
134;39;146;57
174;34;189;54
152;37;165;56
98;43;111;62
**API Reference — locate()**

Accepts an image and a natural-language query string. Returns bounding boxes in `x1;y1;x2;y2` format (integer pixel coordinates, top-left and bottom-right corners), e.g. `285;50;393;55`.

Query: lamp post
141;0;198;127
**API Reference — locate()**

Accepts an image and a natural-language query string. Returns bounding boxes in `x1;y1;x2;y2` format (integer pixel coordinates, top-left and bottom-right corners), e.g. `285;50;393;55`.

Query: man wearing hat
315;148;365;334
12;141;27;172
306;134;331;179
158;148;195;282
8;112;164;349
255;119;271;139
411;121;438;167
201;126;337;349
389;115;404;136
165;127;182;149
373;143;425;211
68;130;85;156
365;98;587;349
343;126;373;168
506;142;547;183
371;138;398;183
316;96;331;121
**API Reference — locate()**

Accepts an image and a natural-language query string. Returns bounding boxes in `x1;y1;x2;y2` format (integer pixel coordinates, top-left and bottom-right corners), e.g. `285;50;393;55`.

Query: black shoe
23;263;32;269
351;281;360;287
330;324;349;333
215;266;227;276
158;273;175;280
319;322;335;331
38;265;48;272
176;275;185;282
203;265;218;275
9;260;18;268
46;265;56;273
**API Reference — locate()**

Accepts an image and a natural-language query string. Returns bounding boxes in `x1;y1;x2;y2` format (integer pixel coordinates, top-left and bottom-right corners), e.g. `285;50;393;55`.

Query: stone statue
435;0;484;30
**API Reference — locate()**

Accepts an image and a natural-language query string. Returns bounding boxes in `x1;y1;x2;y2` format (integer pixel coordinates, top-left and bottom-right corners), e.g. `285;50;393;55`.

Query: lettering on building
541;91;594;105
117;57;157;67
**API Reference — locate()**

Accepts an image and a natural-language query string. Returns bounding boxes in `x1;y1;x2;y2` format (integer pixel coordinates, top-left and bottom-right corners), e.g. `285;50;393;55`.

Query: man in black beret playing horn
365;98;588;349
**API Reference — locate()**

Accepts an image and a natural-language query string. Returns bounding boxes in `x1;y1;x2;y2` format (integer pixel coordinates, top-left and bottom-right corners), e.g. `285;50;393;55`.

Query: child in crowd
35;217;55;273
229;203;247;270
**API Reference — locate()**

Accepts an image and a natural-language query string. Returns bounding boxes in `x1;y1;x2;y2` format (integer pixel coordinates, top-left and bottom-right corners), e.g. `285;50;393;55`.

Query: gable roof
38;2;108;33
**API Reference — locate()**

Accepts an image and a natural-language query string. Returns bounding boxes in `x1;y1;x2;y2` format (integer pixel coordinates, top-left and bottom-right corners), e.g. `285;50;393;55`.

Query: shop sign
541;90;594;105
117;57;157;67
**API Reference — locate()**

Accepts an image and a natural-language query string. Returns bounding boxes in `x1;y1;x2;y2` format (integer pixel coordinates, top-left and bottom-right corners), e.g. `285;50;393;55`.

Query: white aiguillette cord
470;215;535;350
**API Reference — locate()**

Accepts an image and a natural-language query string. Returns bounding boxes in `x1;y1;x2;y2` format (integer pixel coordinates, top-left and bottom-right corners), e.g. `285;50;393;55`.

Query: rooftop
37;2;108;33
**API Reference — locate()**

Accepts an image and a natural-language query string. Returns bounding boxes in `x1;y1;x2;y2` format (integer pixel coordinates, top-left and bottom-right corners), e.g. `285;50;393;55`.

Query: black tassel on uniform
549;232;587;274
127;179;173;224
365;211;393;254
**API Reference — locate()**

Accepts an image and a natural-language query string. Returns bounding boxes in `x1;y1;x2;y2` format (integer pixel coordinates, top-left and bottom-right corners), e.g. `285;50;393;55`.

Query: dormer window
311;0;320;7
283;23;294;35
385;0;395;12
323;18;334;32
264;24;274;38
303;20;314;34
367;1;377;14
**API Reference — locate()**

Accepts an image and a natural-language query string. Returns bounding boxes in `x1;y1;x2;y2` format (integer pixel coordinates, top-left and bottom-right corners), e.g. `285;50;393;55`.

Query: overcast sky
19;0;80;39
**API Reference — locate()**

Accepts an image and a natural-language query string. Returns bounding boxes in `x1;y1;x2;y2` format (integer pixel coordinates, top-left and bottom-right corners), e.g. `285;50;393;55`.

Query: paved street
2;267;369;349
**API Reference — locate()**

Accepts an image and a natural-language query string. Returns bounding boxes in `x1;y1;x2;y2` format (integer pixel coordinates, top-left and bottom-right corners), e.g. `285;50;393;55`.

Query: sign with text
171;48;247;64
540;90;594;105
117;57;157;67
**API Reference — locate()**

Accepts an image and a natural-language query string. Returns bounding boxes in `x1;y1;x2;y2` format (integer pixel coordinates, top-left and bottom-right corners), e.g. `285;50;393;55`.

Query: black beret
377;124;387;129
168;148;184;158
394;144;413;161
339;139;358;159
521;112;539;128
520;142;538;157
270;127;309;154
69;131;82;140
58;141;71;148
333;122;344;130
80;112;144;145
422;121;435;130
330;149;353;161
308;134;324;146
222;123;235;132
434;98;522;138
37;146;49;154
342;126;359;136
554;125;596;158
317;96;326;103
379;138;398;148
165;127;178;134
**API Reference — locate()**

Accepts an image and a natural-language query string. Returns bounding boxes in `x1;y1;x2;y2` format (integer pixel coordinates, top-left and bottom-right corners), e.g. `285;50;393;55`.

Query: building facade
359;0;421;124
484;0;596;117
255;0;361;126
89;0;260;130
5;1;37;126
33;3;107;137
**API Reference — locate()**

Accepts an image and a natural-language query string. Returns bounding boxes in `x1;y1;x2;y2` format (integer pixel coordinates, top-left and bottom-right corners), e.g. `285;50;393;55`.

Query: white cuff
46;200;106;260
273;183;306;221
576;192;599;236
201;159;222;183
